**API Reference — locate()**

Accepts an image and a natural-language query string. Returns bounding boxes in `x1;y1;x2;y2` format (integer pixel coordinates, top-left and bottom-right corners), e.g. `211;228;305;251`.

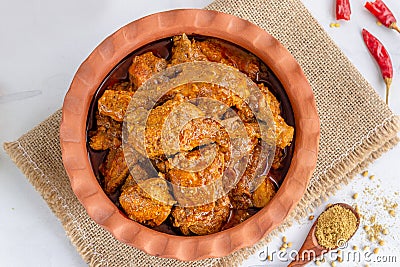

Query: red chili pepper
362;29;393;104
336;0;351;20
365;0;400;33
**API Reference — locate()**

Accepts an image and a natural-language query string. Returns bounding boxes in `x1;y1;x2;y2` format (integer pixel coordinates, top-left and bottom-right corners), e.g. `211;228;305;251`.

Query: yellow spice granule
315;205;358;249
329;22;340;28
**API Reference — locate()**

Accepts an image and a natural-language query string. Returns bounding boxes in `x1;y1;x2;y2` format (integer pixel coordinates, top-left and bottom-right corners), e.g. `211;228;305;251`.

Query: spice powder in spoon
315;205;358;249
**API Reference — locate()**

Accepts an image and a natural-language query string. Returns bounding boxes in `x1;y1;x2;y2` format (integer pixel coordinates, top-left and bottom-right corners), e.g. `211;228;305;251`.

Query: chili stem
385;78;392;105
391;23;400;33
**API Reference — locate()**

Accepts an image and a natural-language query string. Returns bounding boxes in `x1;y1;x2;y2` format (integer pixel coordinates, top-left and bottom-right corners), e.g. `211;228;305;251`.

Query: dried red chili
365;0;400;33
362;29;393;104
336;0;351;20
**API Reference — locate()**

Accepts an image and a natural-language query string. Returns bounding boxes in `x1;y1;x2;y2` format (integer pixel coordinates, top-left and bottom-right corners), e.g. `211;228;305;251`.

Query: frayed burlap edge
297;115;400;218
3;112;399;267
212;115;400;267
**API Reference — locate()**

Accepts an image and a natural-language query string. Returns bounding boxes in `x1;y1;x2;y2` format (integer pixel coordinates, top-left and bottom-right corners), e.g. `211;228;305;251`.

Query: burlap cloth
3;0;400;266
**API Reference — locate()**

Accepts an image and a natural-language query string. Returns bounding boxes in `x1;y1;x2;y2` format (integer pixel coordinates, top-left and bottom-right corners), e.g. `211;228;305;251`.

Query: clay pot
60;9;319;261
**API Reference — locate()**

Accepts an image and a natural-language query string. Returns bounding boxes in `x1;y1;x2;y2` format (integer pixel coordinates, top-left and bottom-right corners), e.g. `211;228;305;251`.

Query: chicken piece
119;177;175;227
155;83;202;106
179;117;230;157
98;90;134;122
221;118;261;153
252;177;276;208
194;83;256;122
121;174;136;191
89;113;122;150
229;142;265;210
153;81;254;122
158;82;251;122
197;38;260;80
128;52;167;90
167;145;225;205
120;158;160;191
99;147;130;195
196;83;248;109
107;81;132;92
271;148;284;170
170;34;208;65
171;196;230;235
258;83;294;149
144;96;204;159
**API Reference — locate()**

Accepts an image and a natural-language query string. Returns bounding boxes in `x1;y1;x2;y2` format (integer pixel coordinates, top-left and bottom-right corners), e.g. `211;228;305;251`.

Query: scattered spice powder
359;179;397;245
315;205;358;249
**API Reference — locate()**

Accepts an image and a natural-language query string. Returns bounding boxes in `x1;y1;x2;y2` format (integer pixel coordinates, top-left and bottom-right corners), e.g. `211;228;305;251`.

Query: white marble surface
0;0;399;266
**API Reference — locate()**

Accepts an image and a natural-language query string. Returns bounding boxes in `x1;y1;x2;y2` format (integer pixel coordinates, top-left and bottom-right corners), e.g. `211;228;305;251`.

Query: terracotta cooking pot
60;9;320;261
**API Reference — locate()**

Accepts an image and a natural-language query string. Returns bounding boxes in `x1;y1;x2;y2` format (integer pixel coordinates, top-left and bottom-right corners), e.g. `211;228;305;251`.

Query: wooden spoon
287;203;360;267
